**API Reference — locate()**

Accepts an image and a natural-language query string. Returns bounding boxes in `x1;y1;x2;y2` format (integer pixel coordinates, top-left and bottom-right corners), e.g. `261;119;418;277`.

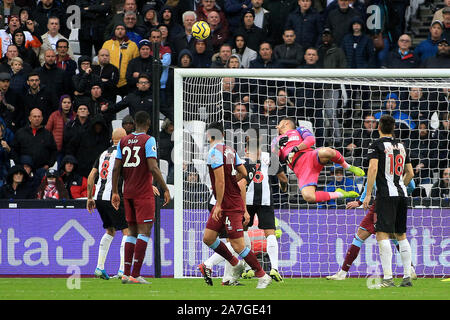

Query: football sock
314;191;335;202
243;231;252;271
342;235;364;272
378;239;393;280
131;234;149;278
204;241;235;269
330;150;350;169
119;235;127;273
398;239;412;279
97;233;113;270
266;234;279;270
124;236;136;276
239;247;265;278
208;238;239;266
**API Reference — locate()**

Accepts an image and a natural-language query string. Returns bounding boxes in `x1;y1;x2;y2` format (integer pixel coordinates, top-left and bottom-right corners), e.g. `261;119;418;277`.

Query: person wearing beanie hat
73;55;102;98
101;22;139;97
125;38;153;90
234;8;265;52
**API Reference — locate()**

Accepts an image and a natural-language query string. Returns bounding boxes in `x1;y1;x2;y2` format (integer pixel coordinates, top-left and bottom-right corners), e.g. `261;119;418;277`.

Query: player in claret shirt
274;117;364;204
111;111;170;284
199;121;272;289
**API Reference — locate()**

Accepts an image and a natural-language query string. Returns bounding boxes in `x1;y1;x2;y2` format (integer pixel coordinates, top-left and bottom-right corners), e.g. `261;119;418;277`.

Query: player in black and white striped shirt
364;115;415;288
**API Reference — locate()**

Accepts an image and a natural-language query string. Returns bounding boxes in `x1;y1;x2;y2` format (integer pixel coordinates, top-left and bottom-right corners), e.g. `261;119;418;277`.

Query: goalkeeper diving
274;118;365;203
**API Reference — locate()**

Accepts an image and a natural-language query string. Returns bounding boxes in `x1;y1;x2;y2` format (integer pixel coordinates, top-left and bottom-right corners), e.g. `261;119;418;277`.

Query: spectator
177;48;194;68
159;6;183;43
0;15;42;57
159;117;174;184
36;168;69;199
107;73;155;120
183;164;209;203
0;117;13;185
0;44;32;74
231;33;257;68
207;10;230;52
91;48;119;103
300;47;319;68
103;0;144;42
251;0;273;41
78;0;111;57
0;0;21;30
125;39;152;91
225;101;250;131
121;114;135;134
10;108;57;180
225;53;242;68
123;11;146;46
343;113;379;168
211;43;233;67
9;56;27;94
101;23;139;98
249;41;280;68
275;88;296;121
341;17;376;68
435;112;450;169
172;11;198;63
45;94;76;168
224;1;252;34
32;0;68;37
262;0;297;47
422;38;450;68
33;49;71;101
0;72;23;131
317;28;347;68
59;155;88;199
441;6;450;40
321;164;359;208
192;39;213;68
432;0;450;22
0;164;34;199
158;24;171;49
400;87;435;123
407;120;438;184
85;83;112;124
234;9;265;52
250;96;278;130
66;113;110;178
12;27;39;68
414;20;444;65
18;154;39;195
55;38;77;78
196;0;229;32
73;55;101;98
430;167;450;198
63;103;90;155
37;16;74;66
325;0;362;46
23;71;58;125
274;28;304;68
383;33;419;68
375;93;416;140
285;0;323;50
142;4;160;32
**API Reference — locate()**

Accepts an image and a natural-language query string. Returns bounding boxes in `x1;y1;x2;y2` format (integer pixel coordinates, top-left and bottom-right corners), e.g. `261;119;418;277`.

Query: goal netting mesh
174;70;450;279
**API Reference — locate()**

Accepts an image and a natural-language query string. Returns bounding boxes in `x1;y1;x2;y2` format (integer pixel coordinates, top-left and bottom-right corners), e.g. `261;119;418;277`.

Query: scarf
43;181;59;199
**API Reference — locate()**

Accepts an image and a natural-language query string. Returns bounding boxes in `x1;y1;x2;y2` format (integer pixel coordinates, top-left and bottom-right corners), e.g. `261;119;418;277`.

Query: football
192;21;211;40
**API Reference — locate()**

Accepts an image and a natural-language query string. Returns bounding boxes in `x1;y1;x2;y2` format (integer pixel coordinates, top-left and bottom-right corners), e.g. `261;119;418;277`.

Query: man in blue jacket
414;20;444;65
285;0;323;49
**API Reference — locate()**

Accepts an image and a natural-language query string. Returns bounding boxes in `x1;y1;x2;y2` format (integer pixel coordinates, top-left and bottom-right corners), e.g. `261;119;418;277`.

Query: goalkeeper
274;118;365;203
327;180;417;280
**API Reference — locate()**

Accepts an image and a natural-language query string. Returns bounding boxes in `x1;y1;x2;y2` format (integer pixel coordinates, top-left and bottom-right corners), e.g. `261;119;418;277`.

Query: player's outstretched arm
111;158;122;210
86;167;98;213
147;158;170;206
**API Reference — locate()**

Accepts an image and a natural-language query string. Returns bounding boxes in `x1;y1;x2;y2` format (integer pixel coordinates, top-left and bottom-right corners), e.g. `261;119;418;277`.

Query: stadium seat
184;120;207;156
160;159;169;182
192;159;208;186
112;119;122;130
420;183;433;197
298;120;314;134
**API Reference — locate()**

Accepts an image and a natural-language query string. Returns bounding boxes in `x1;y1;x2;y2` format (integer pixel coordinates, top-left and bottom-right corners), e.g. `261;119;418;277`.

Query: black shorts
247;205;276;230
374;196;408;234
96;199;128;231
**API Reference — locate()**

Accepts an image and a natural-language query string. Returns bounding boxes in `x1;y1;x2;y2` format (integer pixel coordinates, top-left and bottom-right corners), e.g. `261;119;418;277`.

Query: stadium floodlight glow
173;68;450;279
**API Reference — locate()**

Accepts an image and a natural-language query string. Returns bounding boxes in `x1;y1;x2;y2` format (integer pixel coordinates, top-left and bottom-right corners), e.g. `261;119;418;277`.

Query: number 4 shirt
367;137;410;198
116;132;157;199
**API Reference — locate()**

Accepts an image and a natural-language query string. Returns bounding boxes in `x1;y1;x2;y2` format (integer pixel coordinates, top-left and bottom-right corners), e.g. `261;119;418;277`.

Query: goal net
173;69;450;279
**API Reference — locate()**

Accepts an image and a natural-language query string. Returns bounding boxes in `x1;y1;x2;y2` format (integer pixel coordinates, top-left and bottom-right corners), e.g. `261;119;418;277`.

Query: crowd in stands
0;0;449;203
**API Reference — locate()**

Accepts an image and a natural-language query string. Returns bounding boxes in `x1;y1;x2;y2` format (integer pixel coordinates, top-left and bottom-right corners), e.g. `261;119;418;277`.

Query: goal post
173;68;450;279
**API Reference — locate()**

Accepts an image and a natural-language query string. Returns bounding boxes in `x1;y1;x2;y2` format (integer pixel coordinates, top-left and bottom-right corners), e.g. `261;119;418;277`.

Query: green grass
0;277;448;300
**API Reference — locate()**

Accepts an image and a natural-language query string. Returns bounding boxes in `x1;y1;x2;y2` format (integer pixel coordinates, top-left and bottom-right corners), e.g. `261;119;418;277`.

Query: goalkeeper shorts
292;150;324;190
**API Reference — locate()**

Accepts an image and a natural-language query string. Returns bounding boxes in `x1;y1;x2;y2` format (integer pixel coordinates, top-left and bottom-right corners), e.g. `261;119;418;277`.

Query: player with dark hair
274;117;364;203
111;111;170;284
199;122;272;289
363;115;415;288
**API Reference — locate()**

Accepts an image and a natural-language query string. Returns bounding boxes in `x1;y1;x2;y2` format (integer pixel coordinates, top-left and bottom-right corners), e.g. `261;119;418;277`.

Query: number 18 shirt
116;132;157;199
366;137;410;198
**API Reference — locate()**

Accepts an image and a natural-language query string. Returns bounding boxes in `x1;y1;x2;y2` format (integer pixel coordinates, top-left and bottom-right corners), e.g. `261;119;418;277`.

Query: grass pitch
0;277;448;300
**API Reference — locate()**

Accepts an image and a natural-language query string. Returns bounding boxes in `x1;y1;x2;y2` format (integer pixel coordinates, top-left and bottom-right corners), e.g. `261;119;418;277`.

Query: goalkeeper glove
278;136;289;148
